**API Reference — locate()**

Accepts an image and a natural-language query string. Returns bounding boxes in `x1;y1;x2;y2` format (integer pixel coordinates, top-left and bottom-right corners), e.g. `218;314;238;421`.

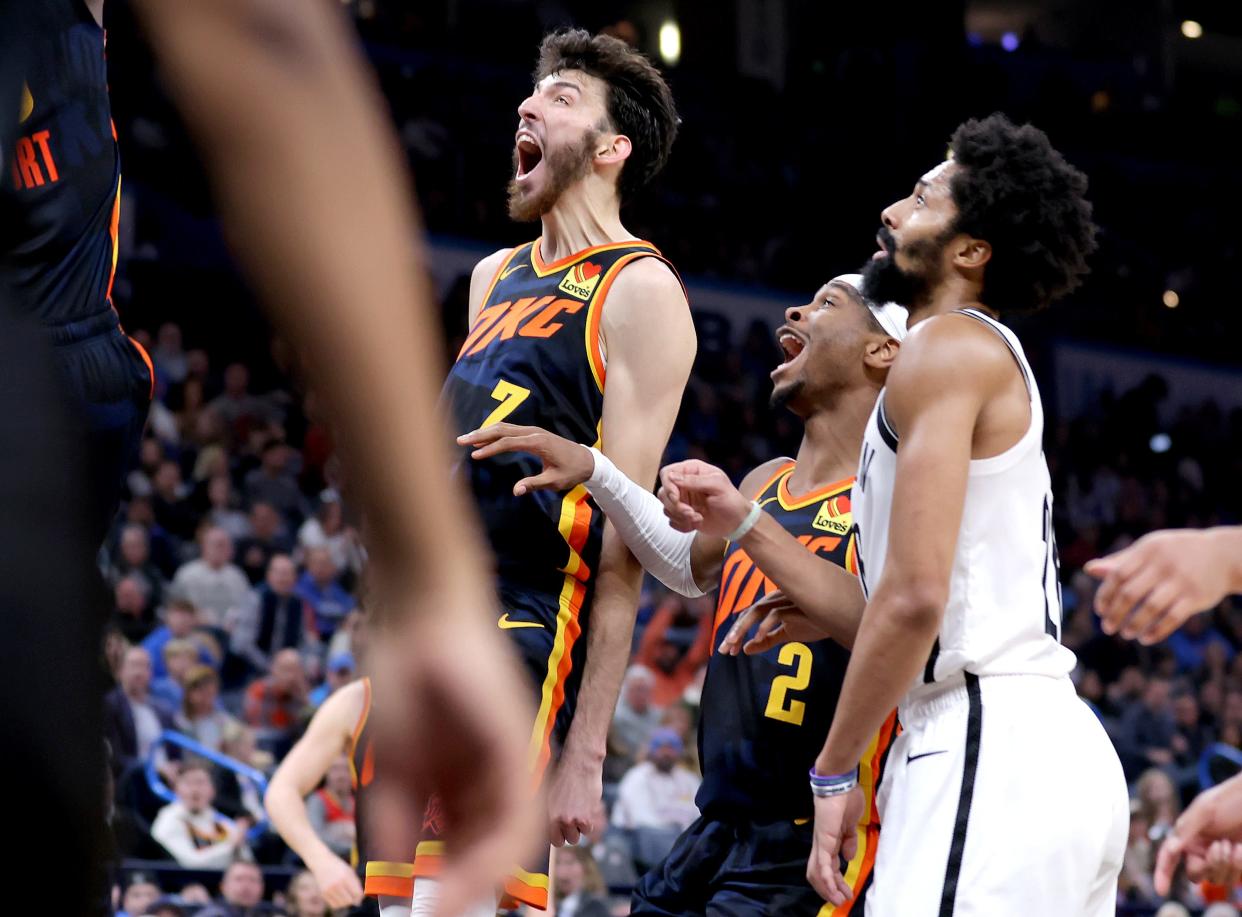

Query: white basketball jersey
853;309;1076;706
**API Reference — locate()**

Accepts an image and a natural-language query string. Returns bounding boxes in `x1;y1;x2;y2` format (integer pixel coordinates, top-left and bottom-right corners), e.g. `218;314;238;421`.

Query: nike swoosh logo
906;750;948;764
500;264;526;280
498;613;543;630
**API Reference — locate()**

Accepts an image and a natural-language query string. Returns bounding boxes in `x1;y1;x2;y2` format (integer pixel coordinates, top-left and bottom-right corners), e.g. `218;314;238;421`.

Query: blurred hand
718;590;829;656
546;752;601;847
368;594;541;917
308;850;365;909
457;423;595;496
1154;775;1242;895
807;787;864;905
1085;528;1237;645
657;460;752;537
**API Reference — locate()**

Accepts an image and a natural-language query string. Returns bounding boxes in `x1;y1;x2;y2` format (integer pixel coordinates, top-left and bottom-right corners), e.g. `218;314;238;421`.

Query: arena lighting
659;21;682;66
1001;32;1020;52
1181;20;1204;39
1163;289;1180;309
1150;433;1172;454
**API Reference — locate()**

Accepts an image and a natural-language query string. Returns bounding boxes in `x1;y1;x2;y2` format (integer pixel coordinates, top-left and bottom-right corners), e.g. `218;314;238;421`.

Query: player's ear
952;235;991;271
863;336;900;371
596;133;632;166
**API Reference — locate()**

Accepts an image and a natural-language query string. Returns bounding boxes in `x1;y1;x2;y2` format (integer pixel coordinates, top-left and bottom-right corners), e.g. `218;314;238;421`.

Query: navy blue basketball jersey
697;461;897;826
442;239;681;608
1;0;121;325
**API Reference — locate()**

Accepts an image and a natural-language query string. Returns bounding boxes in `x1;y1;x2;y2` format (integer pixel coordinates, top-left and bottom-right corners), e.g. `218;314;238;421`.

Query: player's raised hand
458;422;596;495
1153;774;1242;895
808;787;864;905
658;460;752;537
1085;527;1240;645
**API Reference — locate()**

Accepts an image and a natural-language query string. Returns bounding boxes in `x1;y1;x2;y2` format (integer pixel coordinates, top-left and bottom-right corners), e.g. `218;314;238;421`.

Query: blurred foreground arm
128;3;538;913
1086;527;1242;645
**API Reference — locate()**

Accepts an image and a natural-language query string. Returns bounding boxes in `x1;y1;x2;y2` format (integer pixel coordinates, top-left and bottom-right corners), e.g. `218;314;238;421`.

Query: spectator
245;440;306;525
612;665;662;765
150;764;252;869
1168;613;1236;675
1119;797;1159;909
244;649;309;739
113;574;157;643
308;652;355;708
205;474;252;542
154;322;189;385
151;459;198;542
210;363;274;441
1119;676;1178;780
176;666;243;755
1137;768;1182;841
117;877;161;917
104;647;178;781
612;730;701;833
143;600;218;680
181;884;212;905
306;756;356;861
233;555;317;673
326;608;366;661
110;523;169;609
295;548;355;639
195;861;271;917
297;490;364;578
172;527;252;629
552;845;610;917
1172;690;1215;798
634;596;713;708
284;871;329;917
235;502;294;585
152;639;199;708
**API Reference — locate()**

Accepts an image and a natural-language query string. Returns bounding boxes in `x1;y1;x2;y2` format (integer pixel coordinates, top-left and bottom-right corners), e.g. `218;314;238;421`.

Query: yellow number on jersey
482;379;531;428
764;642;813;726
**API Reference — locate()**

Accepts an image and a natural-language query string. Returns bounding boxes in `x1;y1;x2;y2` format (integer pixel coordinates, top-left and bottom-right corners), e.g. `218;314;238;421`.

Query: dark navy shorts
633;813;870;917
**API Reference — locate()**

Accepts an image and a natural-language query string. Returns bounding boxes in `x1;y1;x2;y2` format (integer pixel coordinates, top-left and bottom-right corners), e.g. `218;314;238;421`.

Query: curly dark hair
947;114;1097;313
535;29;679;203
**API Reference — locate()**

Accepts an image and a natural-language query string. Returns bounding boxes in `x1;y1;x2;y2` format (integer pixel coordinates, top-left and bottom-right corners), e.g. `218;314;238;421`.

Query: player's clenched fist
658;460;753;537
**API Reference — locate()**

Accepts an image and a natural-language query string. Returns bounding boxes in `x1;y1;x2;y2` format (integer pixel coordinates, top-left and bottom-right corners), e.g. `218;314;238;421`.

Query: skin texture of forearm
1221;528;1242;591
816;586;942;774
737;513;864;648
266;780;337;871
561;526;643;762
129;0;488;592
689;532;727;594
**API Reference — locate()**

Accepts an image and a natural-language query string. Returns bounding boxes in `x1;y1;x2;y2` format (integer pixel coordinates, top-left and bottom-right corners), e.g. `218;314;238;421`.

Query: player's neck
788;387;874;493
907;275;993;327
538;186;634;262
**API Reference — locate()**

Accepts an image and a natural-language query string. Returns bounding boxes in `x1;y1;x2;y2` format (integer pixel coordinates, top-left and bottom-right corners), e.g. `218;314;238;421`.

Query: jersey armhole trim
585;251;680;393
477;245;530;315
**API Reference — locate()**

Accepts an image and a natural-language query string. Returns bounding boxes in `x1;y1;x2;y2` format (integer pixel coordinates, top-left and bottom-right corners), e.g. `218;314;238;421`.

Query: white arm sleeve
584;447;705;598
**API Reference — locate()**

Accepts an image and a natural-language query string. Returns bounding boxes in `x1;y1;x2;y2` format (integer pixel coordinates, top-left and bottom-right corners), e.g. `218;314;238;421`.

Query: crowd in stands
103;297;1240;916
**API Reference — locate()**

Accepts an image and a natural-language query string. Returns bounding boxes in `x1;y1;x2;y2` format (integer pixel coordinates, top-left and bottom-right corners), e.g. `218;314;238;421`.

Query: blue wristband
809;766;859;798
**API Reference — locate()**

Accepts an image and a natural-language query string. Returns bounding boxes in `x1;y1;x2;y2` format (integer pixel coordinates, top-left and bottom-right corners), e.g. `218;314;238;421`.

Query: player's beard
861;224;952;308
507;128;599;222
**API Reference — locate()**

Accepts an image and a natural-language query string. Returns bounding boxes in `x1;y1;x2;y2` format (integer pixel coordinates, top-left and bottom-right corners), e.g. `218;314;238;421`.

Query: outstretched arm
546;259;696;846
264;682;365;909
1086;526;1242;644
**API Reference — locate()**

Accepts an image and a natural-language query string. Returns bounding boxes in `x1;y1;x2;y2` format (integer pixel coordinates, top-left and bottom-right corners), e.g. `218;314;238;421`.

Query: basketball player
436;29;694;915
106;4;545;916
460;275;907;914
662;115;1129;915
1086;525;1242;644
267;675;419;917
0;0;153;547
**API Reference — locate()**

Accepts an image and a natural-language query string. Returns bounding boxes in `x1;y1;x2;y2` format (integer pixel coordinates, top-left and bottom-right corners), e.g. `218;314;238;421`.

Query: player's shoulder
889;310;1016;397
470;247;517;288
739;456;794;500
605;252;687;308
315;675;369;736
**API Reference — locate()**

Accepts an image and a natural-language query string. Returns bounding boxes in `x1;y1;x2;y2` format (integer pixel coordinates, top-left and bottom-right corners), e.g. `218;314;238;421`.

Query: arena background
97;1;1242;915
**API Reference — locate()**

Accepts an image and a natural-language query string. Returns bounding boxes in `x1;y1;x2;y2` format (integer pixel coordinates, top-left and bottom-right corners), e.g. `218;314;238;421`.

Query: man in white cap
459;276;906;915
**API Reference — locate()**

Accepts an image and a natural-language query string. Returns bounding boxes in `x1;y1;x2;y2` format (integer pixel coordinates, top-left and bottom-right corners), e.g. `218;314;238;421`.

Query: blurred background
98;2;1241;915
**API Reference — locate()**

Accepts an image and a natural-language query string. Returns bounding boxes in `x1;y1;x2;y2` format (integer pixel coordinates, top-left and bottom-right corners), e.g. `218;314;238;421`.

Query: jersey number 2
482;379;531;428
765;643;812;726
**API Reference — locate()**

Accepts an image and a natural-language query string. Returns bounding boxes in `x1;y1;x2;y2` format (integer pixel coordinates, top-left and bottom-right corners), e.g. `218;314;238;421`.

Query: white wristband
726;501;763;543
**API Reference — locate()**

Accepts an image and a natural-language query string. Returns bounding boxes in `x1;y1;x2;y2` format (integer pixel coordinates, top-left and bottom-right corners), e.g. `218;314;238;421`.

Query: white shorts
865;673;1128;917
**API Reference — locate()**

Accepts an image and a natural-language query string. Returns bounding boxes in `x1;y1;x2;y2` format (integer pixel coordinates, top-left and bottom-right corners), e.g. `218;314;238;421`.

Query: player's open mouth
772;326;807;375
515;131;544;181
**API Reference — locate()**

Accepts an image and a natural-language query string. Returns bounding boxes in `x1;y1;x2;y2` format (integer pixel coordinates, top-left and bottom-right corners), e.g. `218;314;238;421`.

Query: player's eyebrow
547;79;582;94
